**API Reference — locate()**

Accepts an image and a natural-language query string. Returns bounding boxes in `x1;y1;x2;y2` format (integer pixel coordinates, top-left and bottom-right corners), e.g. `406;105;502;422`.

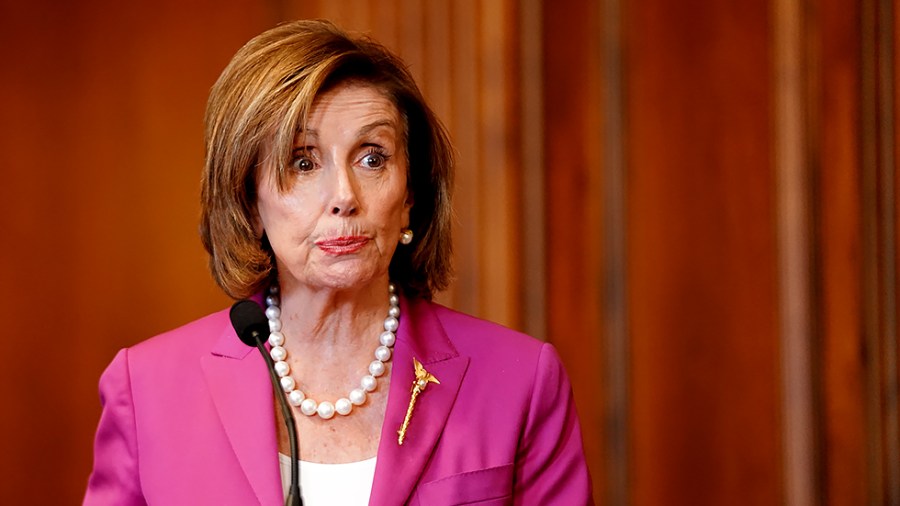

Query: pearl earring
400;229;413;245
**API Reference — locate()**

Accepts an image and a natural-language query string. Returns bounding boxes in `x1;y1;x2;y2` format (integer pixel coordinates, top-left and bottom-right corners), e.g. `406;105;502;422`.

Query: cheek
257;195;306;242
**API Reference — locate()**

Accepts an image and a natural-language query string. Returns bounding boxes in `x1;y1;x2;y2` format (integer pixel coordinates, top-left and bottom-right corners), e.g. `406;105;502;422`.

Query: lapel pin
397;357;440;445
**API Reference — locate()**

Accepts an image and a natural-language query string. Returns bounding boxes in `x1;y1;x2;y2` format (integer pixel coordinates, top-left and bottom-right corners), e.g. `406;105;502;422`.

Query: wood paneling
816;0;868;503
625;0;781;504
0;1;269;503
859;0;900;501
600;0;631;502
542;0;606;503
773;0;817;502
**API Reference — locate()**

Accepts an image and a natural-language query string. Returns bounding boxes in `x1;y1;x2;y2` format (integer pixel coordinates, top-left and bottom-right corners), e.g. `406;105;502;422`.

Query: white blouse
278;453;377;505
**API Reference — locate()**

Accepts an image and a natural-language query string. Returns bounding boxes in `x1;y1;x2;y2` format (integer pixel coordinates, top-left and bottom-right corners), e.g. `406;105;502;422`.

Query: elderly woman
84;20;592;505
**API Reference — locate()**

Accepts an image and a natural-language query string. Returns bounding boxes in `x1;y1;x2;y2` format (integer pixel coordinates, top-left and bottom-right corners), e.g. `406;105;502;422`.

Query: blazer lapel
370;296;470;505
200;312;283;506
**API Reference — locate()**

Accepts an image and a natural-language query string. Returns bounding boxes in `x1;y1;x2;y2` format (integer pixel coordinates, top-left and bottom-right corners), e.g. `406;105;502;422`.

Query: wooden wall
1;0;897;504
0;1;263;503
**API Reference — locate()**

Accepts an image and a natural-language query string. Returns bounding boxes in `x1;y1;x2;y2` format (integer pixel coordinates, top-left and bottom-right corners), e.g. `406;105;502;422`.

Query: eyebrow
355;119;397;138
296;119;398;140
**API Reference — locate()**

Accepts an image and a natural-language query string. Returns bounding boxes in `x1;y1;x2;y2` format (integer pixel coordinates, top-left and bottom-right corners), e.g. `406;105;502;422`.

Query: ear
251;205;264;238
402;191;413;228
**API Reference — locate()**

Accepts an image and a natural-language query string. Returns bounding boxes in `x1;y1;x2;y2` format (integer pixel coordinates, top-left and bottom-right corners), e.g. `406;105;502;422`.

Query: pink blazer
84;295;593;505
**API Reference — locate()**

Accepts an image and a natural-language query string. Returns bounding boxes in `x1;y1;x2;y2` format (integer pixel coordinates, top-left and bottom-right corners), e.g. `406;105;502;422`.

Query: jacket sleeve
514;343;594;505
83;348;147;506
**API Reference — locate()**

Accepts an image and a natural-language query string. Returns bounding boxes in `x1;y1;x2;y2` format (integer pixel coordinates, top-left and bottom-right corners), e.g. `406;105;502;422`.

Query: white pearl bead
388;283;396;293
269;318;282;332
269;285;279;294
270;346;287;362
349;388;367;405
369;360;386;377
379;331;396;347
300;399;317;416
389;294;399;307
280;376;295;392
274;360;290;377
288;390;305;406
388;306;400;318
384;317;399;332
375;345;392;362
361;375;377;392
335;398;352;416
317;401;336;419
265;294;279;307
268;331;285;347
265;306;281;320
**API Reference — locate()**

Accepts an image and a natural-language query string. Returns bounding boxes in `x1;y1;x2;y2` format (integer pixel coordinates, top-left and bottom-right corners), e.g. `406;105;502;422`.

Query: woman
84;20;592;505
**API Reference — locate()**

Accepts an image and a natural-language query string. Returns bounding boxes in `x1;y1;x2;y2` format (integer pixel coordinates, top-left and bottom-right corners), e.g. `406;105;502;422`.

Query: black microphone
230;300;302;506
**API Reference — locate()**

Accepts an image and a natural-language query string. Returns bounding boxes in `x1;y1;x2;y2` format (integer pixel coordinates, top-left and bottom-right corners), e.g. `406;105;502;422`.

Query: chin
300;267;387;292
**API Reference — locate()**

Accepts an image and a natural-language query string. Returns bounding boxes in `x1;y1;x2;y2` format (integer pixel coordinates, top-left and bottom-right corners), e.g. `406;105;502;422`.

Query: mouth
315;236;370;255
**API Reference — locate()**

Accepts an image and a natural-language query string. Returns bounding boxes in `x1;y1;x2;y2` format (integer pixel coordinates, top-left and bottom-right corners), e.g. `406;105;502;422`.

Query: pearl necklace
264;283;399;420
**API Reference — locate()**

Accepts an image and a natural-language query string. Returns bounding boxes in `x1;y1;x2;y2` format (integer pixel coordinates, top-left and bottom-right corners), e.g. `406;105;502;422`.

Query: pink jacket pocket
413;463;514;505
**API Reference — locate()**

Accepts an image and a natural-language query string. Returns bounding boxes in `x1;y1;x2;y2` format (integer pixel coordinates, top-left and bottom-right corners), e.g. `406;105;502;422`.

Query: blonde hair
200;20;454;299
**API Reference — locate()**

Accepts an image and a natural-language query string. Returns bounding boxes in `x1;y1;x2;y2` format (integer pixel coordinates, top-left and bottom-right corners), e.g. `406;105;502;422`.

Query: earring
400;228;413;245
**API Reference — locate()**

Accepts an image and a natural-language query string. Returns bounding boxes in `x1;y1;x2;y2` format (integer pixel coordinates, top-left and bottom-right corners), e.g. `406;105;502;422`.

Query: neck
276;278;392;350
263;279;399;421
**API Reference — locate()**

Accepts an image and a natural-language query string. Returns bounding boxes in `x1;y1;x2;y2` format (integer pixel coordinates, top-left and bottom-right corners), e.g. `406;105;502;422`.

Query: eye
359;148;390;169
291;153;315;172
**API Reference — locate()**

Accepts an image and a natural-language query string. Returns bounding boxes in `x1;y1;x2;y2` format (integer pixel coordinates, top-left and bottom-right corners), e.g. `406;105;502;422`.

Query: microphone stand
251;331;303;506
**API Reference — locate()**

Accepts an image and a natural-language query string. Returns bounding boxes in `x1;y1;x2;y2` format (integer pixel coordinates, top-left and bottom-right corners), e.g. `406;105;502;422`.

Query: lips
315;236;370;255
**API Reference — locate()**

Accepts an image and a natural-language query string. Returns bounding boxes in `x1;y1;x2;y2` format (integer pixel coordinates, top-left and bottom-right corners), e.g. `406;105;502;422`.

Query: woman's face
255;83;411;293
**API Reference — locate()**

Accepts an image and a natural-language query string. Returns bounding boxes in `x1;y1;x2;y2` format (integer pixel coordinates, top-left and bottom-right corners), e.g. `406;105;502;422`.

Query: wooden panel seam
860;0;884;502
519;0;546;340
877;0;900;499
773;0;818;503
603;0;630;504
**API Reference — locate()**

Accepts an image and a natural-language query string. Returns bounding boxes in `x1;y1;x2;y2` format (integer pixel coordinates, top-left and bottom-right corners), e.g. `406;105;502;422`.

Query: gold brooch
397;357;440;445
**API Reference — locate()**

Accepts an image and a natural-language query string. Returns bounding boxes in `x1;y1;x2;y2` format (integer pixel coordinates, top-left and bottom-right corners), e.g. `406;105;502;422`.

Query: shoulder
107;307;237;382
130;308;231;355
96;305;246;422
405;297;563;399
412;297;546;360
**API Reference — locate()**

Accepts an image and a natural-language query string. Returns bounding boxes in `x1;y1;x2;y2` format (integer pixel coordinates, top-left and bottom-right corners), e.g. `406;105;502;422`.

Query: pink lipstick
315;236;370;255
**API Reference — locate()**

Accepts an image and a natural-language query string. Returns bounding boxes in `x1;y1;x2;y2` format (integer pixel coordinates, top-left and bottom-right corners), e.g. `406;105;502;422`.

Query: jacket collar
370;295;470;505
200;294;284;506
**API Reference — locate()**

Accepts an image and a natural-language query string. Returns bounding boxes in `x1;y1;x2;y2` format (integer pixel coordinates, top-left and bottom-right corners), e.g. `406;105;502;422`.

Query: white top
278;453;377;505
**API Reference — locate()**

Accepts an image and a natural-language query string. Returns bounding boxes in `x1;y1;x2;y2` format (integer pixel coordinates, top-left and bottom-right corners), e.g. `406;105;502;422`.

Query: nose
327;164;359;217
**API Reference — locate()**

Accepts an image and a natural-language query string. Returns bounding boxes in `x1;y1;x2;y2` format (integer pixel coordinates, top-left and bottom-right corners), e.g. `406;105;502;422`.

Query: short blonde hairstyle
200;20;454;300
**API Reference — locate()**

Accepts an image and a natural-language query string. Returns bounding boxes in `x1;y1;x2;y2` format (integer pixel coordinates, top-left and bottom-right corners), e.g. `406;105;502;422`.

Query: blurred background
1;0;897;504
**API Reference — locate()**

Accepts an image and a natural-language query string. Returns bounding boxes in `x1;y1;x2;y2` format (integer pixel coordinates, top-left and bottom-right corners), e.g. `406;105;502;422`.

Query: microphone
230;300;302;506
